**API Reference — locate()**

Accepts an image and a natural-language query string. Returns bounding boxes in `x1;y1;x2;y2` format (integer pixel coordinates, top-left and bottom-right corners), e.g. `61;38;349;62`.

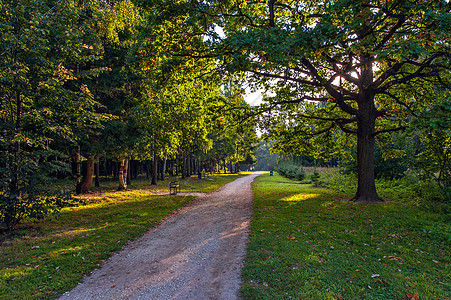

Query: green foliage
310;168;321;187
241;173;450;299
277;160;306;181
174;0;451;201
411;95;451;201
340;140;412;180
321;169;449;211
254;142;279;171
0;150;81;232
0;0;111;229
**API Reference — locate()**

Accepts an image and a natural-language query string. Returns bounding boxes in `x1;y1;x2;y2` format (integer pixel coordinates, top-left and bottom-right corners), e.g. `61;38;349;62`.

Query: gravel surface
60;173;261;300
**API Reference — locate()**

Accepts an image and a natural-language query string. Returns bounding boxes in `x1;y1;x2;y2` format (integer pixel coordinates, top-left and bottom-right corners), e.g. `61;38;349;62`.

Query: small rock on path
60;173;261;300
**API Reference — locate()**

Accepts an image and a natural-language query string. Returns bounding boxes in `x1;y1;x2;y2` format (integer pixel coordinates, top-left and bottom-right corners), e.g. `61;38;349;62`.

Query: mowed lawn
241;173;450;299
0;173;245;300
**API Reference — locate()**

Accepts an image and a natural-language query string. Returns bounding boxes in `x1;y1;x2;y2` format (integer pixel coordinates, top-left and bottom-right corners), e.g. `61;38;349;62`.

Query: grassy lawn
0;173;244;300
241;172;450;299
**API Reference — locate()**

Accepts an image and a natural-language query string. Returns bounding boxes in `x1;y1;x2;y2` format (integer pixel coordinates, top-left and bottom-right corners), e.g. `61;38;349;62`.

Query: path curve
60;173;261;300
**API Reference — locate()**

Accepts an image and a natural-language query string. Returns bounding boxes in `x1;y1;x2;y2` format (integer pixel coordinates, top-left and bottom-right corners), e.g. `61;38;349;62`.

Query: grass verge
0;173;244;299
241;172;450;299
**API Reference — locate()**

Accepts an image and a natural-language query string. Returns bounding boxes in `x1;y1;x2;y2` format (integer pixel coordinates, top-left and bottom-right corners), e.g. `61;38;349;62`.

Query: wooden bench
169;180;180;195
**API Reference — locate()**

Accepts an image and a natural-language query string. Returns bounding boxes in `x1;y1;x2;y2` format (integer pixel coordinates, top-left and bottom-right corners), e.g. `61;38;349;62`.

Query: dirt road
60;173;261;300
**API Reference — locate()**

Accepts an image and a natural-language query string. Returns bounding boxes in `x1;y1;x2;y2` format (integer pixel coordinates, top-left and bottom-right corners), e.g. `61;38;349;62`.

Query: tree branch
379;91;419;117
374;15;406;50
373;126;406;136
248;70;322;86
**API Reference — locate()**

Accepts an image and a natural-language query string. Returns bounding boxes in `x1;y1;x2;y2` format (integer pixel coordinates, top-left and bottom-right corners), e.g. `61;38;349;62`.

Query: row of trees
0;0;258;231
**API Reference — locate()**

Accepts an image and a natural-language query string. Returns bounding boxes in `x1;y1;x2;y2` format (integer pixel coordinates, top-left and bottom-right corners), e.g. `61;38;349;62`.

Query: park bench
169;180;180;195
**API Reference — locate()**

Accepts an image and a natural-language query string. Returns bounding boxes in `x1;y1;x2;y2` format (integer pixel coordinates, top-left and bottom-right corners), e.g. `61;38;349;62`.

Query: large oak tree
176;0;451;202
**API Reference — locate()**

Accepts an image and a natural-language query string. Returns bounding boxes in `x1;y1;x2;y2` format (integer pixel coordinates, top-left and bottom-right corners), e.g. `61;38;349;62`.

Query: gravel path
60;173;261;300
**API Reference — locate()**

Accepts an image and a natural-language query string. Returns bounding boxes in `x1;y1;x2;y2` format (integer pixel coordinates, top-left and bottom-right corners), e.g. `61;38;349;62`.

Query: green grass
241;172;450;299
0;173;244;299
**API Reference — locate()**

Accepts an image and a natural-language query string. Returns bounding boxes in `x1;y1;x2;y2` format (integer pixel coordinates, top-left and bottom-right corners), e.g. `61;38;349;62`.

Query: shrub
277;161;305;181
310;168;320;187
295;167;306;181
0;150;81;232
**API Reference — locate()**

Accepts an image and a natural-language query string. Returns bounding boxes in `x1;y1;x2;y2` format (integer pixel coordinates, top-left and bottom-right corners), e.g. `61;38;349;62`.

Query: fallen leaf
406;292;419;300
286;234;296;240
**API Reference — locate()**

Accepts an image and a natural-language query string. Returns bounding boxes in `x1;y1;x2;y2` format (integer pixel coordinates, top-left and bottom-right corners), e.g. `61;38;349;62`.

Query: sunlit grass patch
281;193;321;202
241;172;450;300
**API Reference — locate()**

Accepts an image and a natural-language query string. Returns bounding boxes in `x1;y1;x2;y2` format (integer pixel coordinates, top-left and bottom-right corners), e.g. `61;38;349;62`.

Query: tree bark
9;93;21;198
76;154;95;194
118;158;128;191
182;151;187;179
161;158;166;181
353;115;381;202
75;146;81;184
353;59;382;203
188;154;193;177
152;153;157;185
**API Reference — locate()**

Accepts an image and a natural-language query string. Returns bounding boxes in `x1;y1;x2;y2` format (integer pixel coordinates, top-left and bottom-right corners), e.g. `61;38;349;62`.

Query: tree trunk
118;158;128;191
75;146;81;184
353;117;381;202
9;93;21;200
152;153;157;185
353;62;382;203
161;158;166;181
182;151;187;179
76;154;94;194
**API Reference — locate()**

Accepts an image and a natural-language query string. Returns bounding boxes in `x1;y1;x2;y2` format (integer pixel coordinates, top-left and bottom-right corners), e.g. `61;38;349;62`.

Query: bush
310;168;321;187
0;150;81;232
277;161;305;181
319;168;449;213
